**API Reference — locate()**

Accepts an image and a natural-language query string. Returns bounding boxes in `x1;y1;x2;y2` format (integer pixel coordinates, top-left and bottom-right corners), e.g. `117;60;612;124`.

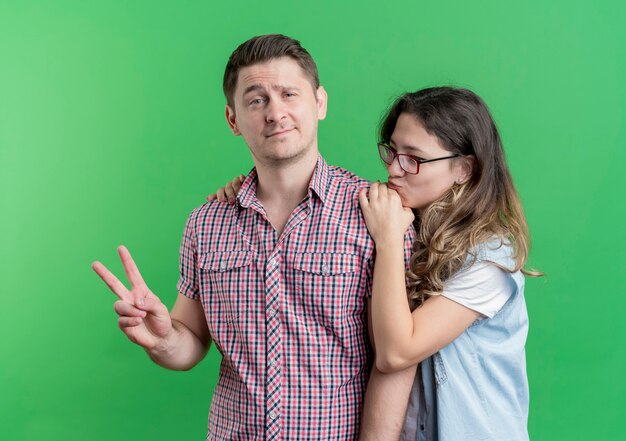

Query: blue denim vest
401;240;529;441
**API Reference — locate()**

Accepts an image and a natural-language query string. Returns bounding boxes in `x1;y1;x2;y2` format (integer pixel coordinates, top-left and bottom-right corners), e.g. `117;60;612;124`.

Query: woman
359;86;540;440
212;86;540;440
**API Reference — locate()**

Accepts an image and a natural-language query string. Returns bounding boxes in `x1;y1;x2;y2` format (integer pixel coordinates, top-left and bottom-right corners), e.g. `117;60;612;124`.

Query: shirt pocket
292;252;361;328
198;250;255;353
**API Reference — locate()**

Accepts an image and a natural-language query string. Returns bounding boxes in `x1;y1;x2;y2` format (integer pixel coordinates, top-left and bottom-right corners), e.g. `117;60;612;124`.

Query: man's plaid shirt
177;156;378;440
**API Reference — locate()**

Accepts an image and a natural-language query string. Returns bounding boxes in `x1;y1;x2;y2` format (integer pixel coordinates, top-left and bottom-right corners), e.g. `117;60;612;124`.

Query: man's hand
92;246;172;350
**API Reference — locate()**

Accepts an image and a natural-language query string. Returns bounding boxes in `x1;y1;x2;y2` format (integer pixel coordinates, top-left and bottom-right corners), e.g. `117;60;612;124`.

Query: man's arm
360;365;416;441
93;246;211;371
359;299;416;441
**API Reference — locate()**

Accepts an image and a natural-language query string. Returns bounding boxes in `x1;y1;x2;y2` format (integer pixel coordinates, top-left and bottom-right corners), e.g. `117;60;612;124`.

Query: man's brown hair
223;34;320;108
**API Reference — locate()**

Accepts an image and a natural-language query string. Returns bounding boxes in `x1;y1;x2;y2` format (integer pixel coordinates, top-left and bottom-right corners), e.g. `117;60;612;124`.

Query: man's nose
265;99;287;123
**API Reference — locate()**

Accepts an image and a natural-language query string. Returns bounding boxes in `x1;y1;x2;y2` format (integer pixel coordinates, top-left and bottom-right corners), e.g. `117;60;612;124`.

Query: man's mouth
266;128;295;138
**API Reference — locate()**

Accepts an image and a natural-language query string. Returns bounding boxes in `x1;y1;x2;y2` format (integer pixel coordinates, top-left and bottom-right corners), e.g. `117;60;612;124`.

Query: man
93;34;414;440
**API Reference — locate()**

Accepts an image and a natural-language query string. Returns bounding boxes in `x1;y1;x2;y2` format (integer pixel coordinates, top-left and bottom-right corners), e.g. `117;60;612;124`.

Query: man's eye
284;92;297;98
250;98;265;105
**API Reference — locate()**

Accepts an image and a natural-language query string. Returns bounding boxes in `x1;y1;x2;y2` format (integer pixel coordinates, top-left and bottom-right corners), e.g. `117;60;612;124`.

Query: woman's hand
206;174;245;204
359;182;414;247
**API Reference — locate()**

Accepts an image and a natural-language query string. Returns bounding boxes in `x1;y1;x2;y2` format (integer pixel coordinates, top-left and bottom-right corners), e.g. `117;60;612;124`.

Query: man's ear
316;86;328;121
225;105;241;136
457;155;476;184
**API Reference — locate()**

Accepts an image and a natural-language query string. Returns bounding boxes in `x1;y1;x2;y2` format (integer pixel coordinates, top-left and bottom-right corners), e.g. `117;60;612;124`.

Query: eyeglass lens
379;144;419;174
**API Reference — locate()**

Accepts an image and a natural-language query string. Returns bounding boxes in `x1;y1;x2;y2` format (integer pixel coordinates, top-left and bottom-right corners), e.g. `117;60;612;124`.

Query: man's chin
260;147;312;167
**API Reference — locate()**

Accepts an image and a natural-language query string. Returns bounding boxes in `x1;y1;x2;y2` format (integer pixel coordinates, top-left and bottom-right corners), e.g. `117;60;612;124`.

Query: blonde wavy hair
379;87;542;310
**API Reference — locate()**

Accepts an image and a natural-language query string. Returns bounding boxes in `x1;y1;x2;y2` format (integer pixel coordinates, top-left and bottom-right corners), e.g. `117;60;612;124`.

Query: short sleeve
176;213;199;299
442;262;513;318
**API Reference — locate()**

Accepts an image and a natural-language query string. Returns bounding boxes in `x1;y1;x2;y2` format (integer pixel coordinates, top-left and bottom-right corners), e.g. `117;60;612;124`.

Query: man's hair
223;34;320;108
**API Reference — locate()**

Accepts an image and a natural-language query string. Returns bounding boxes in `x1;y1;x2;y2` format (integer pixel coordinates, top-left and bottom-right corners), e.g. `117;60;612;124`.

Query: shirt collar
237;155;331;208
307;155;330;204
237;167;259;209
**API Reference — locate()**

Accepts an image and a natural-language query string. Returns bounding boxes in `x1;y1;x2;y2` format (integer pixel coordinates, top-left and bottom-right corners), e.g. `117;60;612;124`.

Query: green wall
1;1;624;439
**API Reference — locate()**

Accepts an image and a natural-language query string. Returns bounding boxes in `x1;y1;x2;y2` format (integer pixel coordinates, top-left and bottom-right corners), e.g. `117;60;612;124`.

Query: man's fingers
118;246;146;288
92;261;131;301
216;187;226;202
118;320;158;349
135;296;168;318
118;316;144;329
206;193;217;202
114;300;147;318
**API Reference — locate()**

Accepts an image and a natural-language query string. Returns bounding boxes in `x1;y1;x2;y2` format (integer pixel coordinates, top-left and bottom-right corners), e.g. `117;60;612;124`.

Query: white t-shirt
442;261;513;318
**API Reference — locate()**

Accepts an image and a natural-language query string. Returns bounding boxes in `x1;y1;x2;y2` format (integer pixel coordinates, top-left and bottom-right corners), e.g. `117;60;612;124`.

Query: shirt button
268;308;276;316
269;411;277;420
219;261;227;270
270;359;276;367
321;263;329;274
269;258;277;267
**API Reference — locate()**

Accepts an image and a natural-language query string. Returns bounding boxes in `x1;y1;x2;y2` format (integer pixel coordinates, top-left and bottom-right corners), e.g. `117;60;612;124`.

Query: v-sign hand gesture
92;246;172;350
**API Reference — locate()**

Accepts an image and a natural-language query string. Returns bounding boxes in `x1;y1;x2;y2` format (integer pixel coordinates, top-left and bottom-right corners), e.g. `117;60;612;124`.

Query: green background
1;0;624;439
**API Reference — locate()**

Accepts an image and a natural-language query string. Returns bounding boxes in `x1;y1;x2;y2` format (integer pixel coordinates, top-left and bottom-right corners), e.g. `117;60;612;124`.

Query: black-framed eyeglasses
377;142;460;175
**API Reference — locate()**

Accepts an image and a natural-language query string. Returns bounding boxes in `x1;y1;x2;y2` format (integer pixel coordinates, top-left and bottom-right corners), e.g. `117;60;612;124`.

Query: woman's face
385;113;471;211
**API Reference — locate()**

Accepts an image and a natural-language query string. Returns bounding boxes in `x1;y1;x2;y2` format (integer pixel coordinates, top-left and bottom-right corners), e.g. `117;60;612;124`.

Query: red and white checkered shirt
177;156;378;440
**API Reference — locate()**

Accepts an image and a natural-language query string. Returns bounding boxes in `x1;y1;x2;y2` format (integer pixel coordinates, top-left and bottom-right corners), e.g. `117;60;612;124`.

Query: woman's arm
359;183;480;373
373;246;479;372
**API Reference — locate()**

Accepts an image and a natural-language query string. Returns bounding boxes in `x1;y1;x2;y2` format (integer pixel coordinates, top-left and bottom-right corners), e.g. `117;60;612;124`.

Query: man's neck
254;152;318;236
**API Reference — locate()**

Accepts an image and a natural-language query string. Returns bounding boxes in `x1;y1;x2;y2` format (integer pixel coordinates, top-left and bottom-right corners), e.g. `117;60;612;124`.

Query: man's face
225;57;327;167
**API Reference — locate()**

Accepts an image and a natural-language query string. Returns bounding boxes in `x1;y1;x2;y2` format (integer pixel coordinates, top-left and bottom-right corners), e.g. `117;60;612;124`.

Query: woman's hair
379;87;541;309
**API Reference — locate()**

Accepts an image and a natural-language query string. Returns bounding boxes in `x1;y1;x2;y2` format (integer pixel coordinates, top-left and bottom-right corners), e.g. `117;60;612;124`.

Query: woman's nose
387;156;406;176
